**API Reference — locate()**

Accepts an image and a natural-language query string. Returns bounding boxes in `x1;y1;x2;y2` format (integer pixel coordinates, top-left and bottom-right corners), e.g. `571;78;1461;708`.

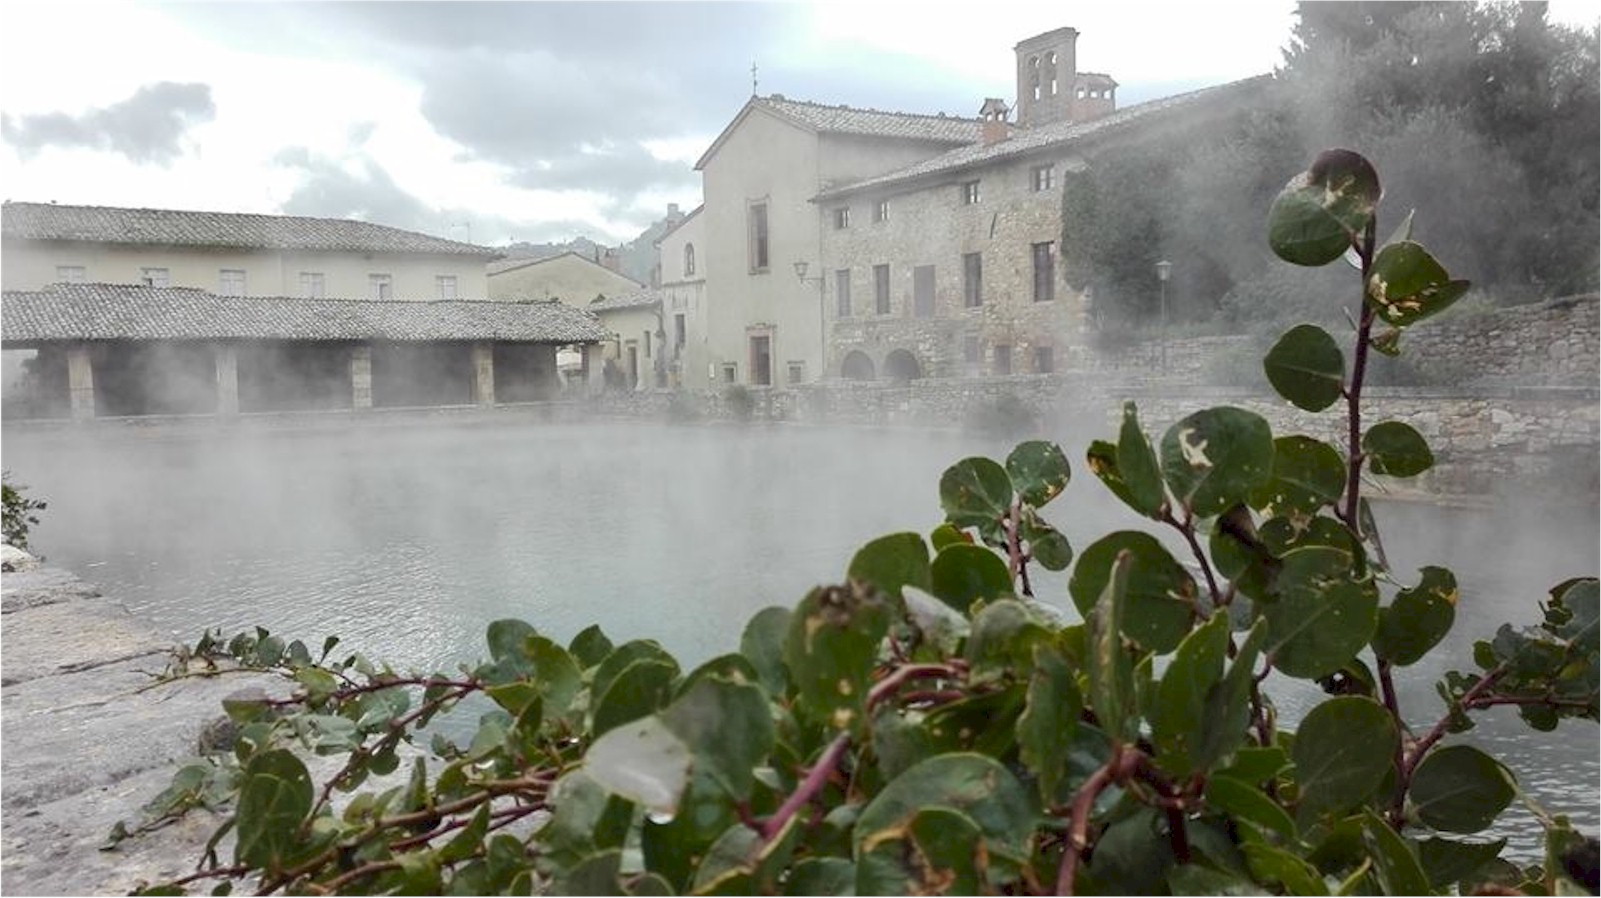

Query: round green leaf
739;606;791;698
1118;402;1166;516
857;806;984;896
584;716;692;817
1264;324;1346;412
1372;566;1458;666
662;676;775;804
854;753;1034;863
783;584;892;732
847;532;931;601
592;658;677;737
783;858;855;896
1069;531;1197;654
1291;696;1397;829
930;543;1013;614
1361;808;1432;896
1160;407;1275;518
234;749;314;871
593;640;679;713
939;456;1013;532
1267;150;1381;266
1006;440;1070;508
930;522;970;552
1366;240;1472;327
1417;836;1508;889
1205;774;1296;841
1263;546;1379;679
1252;435;1346;517
1152;613;1230;777
1410;745;1517;834
568;624;614;669
1363;421;1434;477
964;598;1051;682
1017;642;1080;802
1020;512;1072;571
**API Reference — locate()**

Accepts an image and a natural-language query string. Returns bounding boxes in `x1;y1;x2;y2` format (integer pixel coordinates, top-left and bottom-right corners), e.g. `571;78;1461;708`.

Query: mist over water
2;417;1594;856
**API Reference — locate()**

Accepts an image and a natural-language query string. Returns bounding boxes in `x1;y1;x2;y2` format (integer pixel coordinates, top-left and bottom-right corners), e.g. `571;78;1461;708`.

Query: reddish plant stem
1163;509;1222;612
1402;665;1507;779
1004;500;1035;598
761;732;851;841
1055;751;1121;895
1377;659;1411;827
868;662;962;707
1341;217;1378;532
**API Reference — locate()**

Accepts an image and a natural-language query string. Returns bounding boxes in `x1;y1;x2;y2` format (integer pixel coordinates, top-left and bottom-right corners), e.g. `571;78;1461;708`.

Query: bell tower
1014;27;1078;128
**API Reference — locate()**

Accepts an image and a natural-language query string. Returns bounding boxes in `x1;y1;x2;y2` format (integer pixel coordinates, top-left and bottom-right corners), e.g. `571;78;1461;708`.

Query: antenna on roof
751;61;758;97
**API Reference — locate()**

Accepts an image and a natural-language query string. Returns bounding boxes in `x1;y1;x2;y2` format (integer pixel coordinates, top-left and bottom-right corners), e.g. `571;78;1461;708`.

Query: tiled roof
815;76;1272;201
696;94;995;170
1;283;608;344
1;202;500;258
587;288;662;313
486;250;641;281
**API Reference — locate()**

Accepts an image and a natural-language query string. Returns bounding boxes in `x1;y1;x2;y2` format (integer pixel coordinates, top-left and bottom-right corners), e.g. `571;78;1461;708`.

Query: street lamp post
794;260;826;382
1155;259;1172;373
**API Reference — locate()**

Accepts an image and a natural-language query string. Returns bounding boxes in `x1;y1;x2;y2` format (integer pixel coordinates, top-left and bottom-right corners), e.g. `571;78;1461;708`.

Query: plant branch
761;732;851;841
868;662;963;708
1402;664;1507;780
1377;659;1410;827
1004;500;1035;598
1341;217;1378;532
1163;508;1221;611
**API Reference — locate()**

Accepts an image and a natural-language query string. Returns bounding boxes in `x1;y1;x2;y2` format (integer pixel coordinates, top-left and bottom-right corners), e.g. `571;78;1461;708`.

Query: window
963;335;981;364
141;267;170;287
1031;164;1055;192
1047;52;1058;96
219;269;246;296
683;243;696;276
369;273;393;300
833;206;851;229
994;343;1013;375
55;265;85;283
912;265;935;318
644;330;652;357
1035;345;1055;373
835;269;851;318
674;313;686;349
788;361;806;384
963;252;983;307
722;362;737;384
1032;242;1055;302
436;275;458;299
748;202;769;272
874;264;891;315
961;181;981;205
873;200;889;224
1029;55;1041;101
749;335;772;386
299;271;326;298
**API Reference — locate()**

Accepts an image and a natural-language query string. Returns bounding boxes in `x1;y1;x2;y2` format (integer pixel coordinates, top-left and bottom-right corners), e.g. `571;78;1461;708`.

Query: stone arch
840;350;875;381
883;348;922;382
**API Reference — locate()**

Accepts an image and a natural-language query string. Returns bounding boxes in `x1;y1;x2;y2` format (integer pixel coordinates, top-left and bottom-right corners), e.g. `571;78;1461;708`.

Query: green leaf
1206;775;1296;841
1118;402;1168;516
233;749;314;871
929;543;1013;614
1551;577;1599;653
557;848;624;895
1153;612;1230;777
661;676;774;803
1084;807;1174;894
854;753;1034;864
1243;842;1329;896
527;634;583;721
1291;696;1397;830
1372;566;1458;666
1161;407;1275;518
783;584;891;733
965;598;1050;683
486;619;539;672
1219;746;1290;785
1005;440;1071;507
1086;439;1144;516
1366;240;1471;327
584;715;692;817
676;653;761;699
536;771;635;868
1168;864;1269;896
592;658;678;737
1088;549;1139;744
592;641;679;713
1416;836;1507;889
930;522;970;551
1264;324;1345;412
1360;809;1431;896
1070;531;1197;654
739;606;791;698
439;804;491;864
856;806;984;896
1196;619;1268;772
1263;547;1380;679
783;858;856;896
939;456;1013;534
568;624;614;669
1253;435;1346;518
1409;744;1516;834
1019;511;1072;572
1267;149;1381;267
1362;421;1434;478
1016;641;1080;801
847;532;931;601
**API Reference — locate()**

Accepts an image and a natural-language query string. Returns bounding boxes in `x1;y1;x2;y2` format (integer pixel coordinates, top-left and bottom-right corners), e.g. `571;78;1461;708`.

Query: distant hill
491;205;690;286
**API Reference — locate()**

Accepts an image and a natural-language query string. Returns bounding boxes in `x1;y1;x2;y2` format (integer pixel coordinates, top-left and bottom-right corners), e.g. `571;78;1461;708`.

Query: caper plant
119;150;1597;896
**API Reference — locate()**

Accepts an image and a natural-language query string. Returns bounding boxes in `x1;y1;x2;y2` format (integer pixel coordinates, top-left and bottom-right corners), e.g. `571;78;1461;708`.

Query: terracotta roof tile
587;288;662;312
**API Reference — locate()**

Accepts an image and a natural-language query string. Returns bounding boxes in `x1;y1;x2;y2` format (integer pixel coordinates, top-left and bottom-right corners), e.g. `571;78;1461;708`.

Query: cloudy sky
0;2;1592;248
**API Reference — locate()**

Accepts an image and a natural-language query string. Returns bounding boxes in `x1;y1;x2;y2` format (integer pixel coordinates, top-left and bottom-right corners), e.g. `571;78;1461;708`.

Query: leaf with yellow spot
1372;566;1458;666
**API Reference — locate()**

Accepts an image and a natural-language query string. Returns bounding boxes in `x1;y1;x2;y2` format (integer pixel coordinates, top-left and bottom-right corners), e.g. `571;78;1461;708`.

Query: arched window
1029;55;1041;101
683;243;696;277
1046;52;1058;96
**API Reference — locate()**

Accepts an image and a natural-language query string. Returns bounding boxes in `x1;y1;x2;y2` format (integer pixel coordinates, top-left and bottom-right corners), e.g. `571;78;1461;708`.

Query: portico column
471;342;495;406
350;343;373;410
215;343;239;415
66;343;95;420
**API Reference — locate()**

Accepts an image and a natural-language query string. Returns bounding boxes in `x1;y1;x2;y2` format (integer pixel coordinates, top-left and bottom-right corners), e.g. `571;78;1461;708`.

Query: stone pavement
1;557;277;895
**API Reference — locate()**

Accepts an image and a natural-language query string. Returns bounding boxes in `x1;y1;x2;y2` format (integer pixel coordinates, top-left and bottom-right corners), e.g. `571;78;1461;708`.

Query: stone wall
1401;294;1599;387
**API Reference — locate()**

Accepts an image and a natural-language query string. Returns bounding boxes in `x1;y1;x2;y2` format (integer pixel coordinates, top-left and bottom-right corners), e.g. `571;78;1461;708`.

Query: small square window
370;273;393;300
436;275;458;299
141;267;170;288
219;269;246;296
722;362;738;384
832;206;850;229
1031;164;1055;192
299;271;326;298
1035;345;1055;373
961;181;981;205
788;361;806;384
873;200;889;223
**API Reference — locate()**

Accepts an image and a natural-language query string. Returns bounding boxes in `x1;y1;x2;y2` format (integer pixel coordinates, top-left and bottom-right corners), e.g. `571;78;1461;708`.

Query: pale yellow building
586;289;664;391
653;205;708;388
487;251;642;308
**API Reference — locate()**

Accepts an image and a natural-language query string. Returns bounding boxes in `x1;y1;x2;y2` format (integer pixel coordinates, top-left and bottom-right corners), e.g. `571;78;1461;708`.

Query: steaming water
3;419;1595;857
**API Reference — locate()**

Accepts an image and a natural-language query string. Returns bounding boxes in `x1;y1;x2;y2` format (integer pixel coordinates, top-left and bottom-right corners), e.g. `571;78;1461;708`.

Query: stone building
653;205;708;388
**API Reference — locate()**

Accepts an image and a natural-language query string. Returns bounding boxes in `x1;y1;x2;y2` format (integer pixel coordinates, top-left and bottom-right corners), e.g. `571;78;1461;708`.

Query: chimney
667;202;681;218
978;98;1010;145
601;248;621;273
